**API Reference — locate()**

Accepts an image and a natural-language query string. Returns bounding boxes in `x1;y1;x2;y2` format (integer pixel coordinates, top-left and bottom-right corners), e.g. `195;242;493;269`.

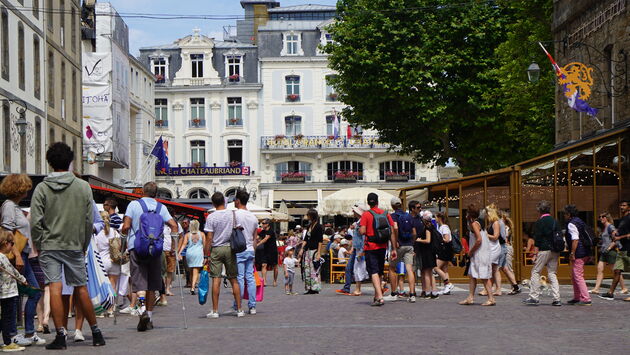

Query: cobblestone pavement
23;275;630;354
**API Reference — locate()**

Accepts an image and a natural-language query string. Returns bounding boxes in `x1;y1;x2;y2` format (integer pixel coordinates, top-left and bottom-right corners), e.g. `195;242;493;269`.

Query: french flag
539;42;598;117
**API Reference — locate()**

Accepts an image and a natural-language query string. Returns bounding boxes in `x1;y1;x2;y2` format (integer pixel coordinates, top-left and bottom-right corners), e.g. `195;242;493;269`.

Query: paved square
23;276;630;354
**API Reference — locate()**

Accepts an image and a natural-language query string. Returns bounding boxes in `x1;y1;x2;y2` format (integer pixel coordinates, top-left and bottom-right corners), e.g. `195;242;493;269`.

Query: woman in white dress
483;205;503;296
459;204;495;306
94;211;121;290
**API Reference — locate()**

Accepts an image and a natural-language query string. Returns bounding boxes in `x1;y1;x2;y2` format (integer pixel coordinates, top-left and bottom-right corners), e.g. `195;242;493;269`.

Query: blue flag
151;136;169;172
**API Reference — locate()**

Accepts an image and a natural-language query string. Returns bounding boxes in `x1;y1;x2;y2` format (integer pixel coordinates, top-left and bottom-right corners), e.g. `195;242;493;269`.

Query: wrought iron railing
260;135;389;150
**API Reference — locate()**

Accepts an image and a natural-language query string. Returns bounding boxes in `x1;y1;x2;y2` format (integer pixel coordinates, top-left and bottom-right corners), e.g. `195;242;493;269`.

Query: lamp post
1;99;28;173
527;62;541;83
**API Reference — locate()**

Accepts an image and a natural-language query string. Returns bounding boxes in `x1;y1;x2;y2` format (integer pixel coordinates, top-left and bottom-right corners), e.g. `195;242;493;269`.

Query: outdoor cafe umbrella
318;187;397;216
279;200;289;233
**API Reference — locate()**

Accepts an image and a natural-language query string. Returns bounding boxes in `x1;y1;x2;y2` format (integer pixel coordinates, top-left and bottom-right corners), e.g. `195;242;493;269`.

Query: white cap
340;239;349;245
391;196;402;206
352;203;368;215
295;225;302;229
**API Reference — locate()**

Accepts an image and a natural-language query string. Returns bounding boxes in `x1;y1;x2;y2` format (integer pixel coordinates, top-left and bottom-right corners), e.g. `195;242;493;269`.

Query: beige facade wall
45;0;82;172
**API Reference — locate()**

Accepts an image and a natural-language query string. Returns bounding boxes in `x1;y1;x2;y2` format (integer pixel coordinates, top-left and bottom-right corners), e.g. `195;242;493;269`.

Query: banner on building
156;166;251;177
83;52;112;84
82;84;113;156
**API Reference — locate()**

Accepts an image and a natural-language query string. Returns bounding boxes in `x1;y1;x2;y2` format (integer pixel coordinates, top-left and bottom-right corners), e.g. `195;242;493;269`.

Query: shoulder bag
230;210;247;253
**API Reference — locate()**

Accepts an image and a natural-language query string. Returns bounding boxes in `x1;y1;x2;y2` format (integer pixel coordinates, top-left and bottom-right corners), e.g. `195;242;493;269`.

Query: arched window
379;161;416;180
275;161;312;181
327;161;364;181
224;188;238;202
189;188;209;199
157;189;172;200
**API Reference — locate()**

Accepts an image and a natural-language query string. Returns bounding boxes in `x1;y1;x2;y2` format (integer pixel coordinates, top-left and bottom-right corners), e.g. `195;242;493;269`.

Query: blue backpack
133;199;165;259
393;211;414;243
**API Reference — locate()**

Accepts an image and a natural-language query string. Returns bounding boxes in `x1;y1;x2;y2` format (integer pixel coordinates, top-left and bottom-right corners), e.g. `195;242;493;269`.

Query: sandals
458;299;474;305
481;300;496;306
350;292;362;296
371;298;384;307
588;289;600;294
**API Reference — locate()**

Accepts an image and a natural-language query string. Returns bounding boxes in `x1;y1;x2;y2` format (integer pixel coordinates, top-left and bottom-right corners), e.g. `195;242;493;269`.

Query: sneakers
408;294;416;303
14;334;45;346
552;300;562;307
567;299;580;305
442;283;454;295
74;329;85;342
578;301;592;306
508;286;521;295
383;294;399;302
236;310;245;317
119;305;136;314
206;311;220;319
92;330;106;347
429;292;439;299
598;293;615;300
137;311;151;332
249;308;256;315
523;298;539;305
45;335;67;350
2;343;25;352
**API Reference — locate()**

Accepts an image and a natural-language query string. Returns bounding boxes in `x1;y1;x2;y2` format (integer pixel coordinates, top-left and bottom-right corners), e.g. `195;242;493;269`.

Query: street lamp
0;99;28;135
527;61;541;83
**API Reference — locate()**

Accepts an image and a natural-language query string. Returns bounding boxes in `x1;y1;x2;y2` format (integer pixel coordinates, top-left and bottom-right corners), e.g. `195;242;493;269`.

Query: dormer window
226;55;242;82
191;54;203;78
151;56;168;83
282;32;303;56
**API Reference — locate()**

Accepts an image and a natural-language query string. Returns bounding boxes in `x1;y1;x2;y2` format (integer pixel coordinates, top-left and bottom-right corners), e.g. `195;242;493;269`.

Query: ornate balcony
189;119;206;128
260;135;389;151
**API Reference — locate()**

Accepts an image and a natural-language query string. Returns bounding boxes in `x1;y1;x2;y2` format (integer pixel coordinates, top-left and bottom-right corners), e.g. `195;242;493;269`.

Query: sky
106;0;339;56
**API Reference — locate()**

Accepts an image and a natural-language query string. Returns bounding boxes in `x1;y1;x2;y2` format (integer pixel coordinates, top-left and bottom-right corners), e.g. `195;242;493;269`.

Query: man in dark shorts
122;182;178;331
359;193;397;306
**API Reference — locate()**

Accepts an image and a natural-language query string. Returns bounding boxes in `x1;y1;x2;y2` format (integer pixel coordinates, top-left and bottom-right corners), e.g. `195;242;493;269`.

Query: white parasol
318;187;398;216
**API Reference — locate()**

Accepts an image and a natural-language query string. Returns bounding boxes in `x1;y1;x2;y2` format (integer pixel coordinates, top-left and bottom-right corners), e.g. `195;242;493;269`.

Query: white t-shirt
204;209;234;247
439;224;451;242
337;247;348;263
568;222;579;241
234;209;259;252
163;223;184;252
283;256;298;273
94;228;119;264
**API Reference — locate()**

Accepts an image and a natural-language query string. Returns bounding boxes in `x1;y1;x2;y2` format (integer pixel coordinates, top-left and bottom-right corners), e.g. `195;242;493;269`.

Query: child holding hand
0;229;27;352
283;247;298;295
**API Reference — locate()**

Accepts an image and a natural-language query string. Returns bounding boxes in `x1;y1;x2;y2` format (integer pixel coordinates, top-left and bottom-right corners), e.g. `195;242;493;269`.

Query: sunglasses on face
6;240;14;245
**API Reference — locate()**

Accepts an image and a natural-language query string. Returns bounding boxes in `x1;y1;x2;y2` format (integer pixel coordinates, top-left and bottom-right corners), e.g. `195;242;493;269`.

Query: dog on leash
521;276;552;296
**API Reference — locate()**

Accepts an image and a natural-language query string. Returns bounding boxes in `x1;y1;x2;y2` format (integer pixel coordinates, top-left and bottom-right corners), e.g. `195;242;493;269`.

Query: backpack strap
138;199;149;213
155;201;162;215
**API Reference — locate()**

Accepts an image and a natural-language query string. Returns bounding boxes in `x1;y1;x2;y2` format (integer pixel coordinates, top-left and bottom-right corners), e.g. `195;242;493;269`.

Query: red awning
90;185;207;221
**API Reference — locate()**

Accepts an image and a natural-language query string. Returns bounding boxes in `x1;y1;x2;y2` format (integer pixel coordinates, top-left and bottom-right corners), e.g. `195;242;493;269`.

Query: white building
82;2;155;187
255;3;438;217
0;1;46;175
139;29;262;204
142;1;438;217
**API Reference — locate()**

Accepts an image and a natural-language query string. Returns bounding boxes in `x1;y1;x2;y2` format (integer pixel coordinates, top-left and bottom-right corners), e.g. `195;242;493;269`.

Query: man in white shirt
233;189;259;314
564;204;592;306
338;239;351;264
204;192;243;318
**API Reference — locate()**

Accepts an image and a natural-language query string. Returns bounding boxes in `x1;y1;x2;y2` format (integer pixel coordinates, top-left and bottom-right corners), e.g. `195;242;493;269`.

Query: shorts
285;271;295;286
390;245;414;266
210;245;238;279
365;248;386;276
129;250;163;292
165;252;176;273
38;250;87;287
613;251;630;272
496;244;508;268
600;250;618;265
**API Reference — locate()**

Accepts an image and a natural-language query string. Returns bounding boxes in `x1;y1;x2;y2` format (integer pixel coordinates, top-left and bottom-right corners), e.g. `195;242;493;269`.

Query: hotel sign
156;166;251;176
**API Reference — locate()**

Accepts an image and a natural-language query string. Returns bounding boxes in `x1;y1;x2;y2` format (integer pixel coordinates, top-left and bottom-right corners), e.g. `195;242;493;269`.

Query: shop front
400;128;629;283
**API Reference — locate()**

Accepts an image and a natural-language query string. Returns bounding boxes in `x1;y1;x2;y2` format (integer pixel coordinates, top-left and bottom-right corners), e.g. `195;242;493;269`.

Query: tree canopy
325;0;555;175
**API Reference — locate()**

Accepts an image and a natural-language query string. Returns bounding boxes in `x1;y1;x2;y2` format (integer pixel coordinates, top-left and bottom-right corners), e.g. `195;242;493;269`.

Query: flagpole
132;137;162;184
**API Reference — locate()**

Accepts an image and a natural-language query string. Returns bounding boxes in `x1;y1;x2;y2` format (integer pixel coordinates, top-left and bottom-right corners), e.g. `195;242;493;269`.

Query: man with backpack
359;193;397;306
523;200;562;306
121;182;178;331
384;197;416;302
564;204;593;306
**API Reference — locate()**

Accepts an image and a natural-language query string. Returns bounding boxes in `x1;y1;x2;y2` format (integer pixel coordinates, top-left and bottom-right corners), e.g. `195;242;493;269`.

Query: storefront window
595;141;620;218
555;155;569;222
570;148;594;226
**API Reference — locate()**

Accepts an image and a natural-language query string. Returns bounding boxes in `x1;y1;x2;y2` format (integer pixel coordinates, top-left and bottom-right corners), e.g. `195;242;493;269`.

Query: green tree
326;0;554;175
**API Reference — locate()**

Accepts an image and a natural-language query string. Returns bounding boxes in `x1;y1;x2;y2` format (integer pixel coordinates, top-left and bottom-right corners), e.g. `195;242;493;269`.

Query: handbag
0;260;41;296
230;211;247;253
353;255;368;282
4;230;28;263
243;264;264;302
198;266;210;305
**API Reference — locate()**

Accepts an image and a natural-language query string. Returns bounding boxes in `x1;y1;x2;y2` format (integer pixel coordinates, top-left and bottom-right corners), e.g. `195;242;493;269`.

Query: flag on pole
538;42;598;117
333;109;340;139
151;136;170;172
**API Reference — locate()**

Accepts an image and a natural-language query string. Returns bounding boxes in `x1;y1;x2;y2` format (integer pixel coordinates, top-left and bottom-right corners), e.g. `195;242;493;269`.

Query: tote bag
353;256;368;282
243;264;264;302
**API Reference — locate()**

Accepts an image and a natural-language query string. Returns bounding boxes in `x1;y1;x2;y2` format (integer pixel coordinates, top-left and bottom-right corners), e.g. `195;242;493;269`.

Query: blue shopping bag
198;266;210;305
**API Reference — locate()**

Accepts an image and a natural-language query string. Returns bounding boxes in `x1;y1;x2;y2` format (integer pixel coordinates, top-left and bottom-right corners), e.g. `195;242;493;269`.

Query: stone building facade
553;0;630;145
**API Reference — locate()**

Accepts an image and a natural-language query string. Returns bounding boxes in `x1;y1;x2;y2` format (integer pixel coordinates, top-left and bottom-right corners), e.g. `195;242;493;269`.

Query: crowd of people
0;141;629;351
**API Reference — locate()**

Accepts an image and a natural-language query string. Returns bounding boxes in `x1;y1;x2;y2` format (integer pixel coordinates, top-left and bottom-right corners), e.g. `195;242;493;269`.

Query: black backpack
450;230;463;254
429;225;444;254
368;210;392;244
550;220;566;253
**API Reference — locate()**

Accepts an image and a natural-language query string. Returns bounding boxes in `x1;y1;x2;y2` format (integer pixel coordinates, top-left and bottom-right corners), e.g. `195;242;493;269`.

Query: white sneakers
207;309;246;318
383;294;399;302
440;283;455;295
249;308;256;315
119;306;135;314
13;334;46;346
74;330;85;342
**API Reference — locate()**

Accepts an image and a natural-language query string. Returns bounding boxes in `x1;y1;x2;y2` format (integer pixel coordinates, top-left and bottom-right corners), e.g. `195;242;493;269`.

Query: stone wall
552;0;629;145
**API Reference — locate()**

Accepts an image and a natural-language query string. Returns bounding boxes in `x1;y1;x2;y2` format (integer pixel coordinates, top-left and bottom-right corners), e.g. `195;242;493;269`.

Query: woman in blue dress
178;220;205;294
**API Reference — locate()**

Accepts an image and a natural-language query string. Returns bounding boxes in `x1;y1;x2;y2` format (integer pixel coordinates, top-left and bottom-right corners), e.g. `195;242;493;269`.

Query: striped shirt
110;213;123;231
